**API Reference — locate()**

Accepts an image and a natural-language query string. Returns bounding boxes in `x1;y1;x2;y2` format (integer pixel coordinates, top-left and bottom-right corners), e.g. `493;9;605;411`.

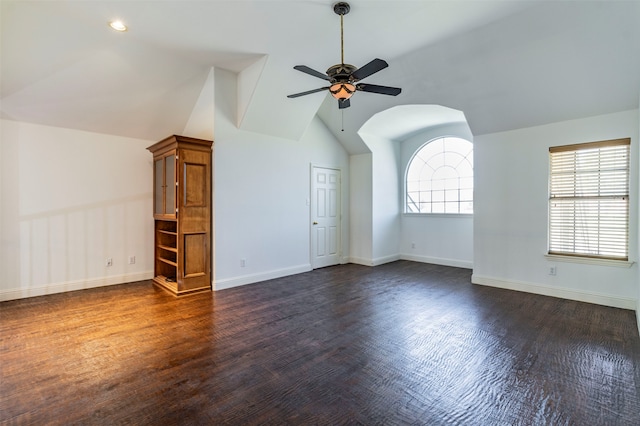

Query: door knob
313;221;318;225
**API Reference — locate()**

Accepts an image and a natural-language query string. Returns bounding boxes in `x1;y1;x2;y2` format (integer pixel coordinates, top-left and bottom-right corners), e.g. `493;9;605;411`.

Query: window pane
443;177;459;190
459;177;473;189
432;203;445;213
427;152;446;170
457;160;473;177
461;202;473;214
445;189;459;202
419;180;431;191
460;189;473;201
431;178;445;191
445;202;459;213
407;162;423;180
445;137;473;157
418;202;431;213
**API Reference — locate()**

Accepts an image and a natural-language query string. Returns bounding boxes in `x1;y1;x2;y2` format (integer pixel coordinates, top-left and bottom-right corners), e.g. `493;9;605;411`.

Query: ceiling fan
287;2;401;109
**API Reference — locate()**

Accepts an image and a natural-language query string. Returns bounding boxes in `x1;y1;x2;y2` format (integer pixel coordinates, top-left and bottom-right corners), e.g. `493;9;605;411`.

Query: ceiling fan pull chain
341;110;344;132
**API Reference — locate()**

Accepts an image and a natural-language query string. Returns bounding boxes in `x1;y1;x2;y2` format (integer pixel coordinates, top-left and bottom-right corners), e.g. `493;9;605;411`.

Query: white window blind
548;138;630;260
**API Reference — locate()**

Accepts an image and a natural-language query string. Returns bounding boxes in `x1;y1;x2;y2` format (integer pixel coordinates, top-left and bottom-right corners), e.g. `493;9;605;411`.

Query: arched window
406;137;473;214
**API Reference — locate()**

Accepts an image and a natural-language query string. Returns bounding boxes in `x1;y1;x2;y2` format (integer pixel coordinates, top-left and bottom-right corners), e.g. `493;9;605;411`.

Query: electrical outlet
411;242;416;249
549;266;556;276
106;258;113;267
128;256;136;265
240;258;246;268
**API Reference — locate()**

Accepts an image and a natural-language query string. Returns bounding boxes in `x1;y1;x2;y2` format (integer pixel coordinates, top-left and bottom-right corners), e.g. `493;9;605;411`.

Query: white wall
368;134;401;264
213;68;350;289
399;123;474;269
349;154;373;265
0;68;350;300
473;110;639;309
0;120;153;300
306;116;351;265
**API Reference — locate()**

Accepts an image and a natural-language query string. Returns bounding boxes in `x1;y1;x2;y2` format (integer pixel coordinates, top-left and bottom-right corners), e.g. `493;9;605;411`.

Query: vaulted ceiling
2;1;639;154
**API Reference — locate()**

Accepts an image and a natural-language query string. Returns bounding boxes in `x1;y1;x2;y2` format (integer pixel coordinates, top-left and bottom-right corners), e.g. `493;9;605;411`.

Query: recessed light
109;20;127;32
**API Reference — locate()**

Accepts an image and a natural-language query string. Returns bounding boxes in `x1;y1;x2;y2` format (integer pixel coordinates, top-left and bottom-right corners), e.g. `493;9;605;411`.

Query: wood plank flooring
1;261;639;425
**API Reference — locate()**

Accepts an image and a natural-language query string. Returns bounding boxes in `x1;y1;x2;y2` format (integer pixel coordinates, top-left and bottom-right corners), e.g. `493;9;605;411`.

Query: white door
311;167;341;269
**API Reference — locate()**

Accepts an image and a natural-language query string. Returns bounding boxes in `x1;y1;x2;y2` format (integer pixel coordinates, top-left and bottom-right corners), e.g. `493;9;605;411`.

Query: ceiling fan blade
356;83;401;96
287;87;330;98
293;65;331;81
351;58;388;81
338;98;351;109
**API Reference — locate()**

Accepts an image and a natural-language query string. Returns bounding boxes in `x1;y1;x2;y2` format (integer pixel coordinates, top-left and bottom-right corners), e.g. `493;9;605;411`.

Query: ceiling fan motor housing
327;63;357;83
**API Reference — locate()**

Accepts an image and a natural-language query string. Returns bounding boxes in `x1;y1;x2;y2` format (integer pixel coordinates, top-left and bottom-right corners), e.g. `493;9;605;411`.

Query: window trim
544;253;634;268
548;137;630;261
403;212;473;218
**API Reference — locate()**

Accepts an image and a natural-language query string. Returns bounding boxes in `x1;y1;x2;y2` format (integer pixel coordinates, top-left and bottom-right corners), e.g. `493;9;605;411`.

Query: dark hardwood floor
1;261;639;425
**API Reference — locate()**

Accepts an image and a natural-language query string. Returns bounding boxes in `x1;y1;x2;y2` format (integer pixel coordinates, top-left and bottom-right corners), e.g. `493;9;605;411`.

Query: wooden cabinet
147;135;213;296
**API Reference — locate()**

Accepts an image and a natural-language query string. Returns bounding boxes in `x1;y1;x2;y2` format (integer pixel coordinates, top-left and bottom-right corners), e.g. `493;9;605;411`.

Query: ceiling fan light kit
287;1;401;109
330;82;355;100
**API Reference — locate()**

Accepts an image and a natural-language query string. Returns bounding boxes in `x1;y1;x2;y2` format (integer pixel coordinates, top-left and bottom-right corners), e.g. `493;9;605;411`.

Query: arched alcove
351;104;474;268
358;104;472;143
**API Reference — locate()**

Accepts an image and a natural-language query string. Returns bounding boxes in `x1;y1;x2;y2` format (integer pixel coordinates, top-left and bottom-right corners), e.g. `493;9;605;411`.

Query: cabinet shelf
159;257;178;267
158;245;178;253
158;230;177;236
153;275;178;294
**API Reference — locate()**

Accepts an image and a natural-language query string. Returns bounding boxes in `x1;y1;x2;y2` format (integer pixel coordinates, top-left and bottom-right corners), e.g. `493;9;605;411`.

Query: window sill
544;254;635;268
403;213;473;218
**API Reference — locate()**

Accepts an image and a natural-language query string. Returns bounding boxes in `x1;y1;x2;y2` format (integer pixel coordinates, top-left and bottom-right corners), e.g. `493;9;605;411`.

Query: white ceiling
2;1;639;154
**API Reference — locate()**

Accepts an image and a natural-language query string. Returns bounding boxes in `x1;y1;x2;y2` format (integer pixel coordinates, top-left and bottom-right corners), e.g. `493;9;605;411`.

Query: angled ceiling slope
0;0;538;143
319;1;640;154
3;1;637;147
0;1;213;141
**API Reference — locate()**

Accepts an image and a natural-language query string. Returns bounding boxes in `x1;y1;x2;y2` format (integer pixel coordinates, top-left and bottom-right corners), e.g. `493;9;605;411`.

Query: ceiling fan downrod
333;2;350;65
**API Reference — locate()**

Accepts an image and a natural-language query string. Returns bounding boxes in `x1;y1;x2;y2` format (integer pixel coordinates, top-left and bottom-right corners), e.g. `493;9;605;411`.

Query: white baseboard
472;274;636;310
401;254;473;269
213;263;312;291
348;255;471;269
372;254;401;266
348;256;374;266
347;255;400;267
0;271;154;302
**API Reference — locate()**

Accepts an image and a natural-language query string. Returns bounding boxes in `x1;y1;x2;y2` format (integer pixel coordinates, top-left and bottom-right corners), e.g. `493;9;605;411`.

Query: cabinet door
164;154;176;215
154;158;164;215
154;153;177;218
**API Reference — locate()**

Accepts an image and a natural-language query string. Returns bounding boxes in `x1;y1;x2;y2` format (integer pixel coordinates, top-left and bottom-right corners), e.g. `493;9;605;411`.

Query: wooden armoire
147;135;213;296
